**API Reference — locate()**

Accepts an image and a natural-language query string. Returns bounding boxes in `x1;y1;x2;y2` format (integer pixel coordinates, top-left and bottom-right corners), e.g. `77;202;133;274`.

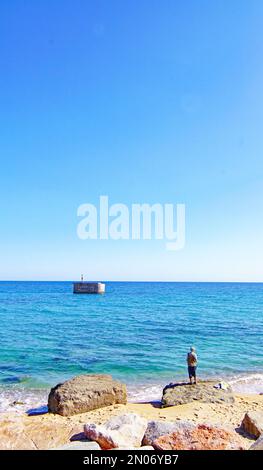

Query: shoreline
1;370;263;414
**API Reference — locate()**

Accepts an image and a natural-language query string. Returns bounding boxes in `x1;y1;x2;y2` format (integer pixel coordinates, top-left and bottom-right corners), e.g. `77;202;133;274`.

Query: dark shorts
188;366;197;378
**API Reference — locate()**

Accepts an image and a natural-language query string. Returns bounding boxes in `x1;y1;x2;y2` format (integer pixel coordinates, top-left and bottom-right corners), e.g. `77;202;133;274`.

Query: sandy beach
1;392;262;450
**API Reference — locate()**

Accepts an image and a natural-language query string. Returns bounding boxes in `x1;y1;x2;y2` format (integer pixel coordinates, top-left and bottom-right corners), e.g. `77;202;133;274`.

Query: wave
228;373;263;394
0;387;48;414
128;383;164;403
0;372;262;413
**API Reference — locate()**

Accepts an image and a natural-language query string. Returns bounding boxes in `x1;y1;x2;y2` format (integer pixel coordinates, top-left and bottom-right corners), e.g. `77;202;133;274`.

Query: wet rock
162;381;235;407
48;374;127;416
84;413;147;449
241;411;263;438
153;424;245;450
142;420;195;446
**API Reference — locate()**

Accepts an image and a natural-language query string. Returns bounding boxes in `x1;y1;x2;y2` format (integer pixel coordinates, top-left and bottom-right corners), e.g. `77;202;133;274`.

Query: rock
153;424;245;450
52;441;101;450
241;411;263;438
48;374;127;416
0;414;37;450
140;446;154;450
142;420;195;446
249;435;263;450
84;413;148;449
162;381;235;407
112;445;154;450
0;413;77;450
213;381;232;391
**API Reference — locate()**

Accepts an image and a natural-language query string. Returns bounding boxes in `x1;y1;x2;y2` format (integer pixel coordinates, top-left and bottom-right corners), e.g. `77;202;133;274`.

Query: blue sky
0;0;263;281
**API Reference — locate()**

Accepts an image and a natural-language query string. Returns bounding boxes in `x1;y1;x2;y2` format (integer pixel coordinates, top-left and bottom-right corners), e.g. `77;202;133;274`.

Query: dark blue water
0;281;262;409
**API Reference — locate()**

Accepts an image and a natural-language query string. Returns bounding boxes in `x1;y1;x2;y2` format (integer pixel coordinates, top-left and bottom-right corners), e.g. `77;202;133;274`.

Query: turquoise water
0;281;263;409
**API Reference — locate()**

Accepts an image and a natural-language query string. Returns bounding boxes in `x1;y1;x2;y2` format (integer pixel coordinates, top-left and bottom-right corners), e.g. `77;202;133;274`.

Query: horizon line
0;280;263;284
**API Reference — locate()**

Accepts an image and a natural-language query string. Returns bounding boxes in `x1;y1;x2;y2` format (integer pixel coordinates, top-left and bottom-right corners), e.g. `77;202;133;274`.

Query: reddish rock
153;424;245;450
142;420;195;446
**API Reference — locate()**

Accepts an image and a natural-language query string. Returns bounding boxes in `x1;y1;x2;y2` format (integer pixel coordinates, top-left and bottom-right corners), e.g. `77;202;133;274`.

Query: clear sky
0;0;263;281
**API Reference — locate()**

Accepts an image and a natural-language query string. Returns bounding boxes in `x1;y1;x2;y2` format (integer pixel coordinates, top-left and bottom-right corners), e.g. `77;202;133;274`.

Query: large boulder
249;435;263;450
162;381;235;407
241;411;263;438
84;413;148;449
142;420;195;446
48;374;127;416
152;424;245;450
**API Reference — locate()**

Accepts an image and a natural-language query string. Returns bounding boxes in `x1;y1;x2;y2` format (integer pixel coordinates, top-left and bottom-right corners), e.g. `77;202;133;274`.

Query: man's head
190;346;196;352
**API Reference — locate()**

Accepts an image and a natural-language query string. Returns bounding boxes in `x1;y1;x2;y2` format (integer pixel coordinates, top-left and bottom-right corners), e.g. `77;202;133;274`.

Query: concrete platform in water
73;282;105;294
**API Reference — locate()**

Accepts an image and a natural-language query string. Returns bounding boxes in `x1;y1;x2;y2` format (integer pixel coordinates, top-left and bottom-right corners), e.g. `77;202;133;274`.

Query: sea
0;281;262;413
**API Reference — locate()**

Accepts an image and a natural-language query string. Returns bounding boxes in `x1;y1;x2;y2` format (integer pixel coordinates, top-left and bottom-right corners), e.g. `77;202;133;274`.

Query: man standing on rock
187;346;198;385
